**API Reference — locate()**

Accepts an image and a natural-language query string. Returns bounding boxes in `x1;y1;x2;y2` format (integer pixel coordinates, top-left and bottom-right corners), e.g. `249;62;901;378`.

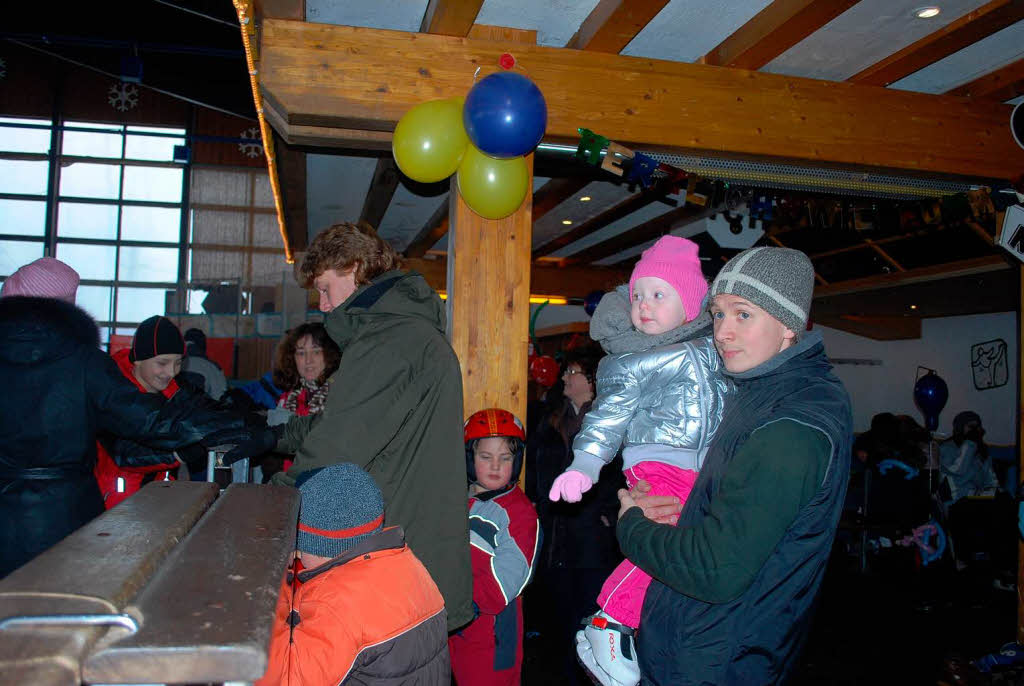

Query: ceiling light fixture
579;196;591;202
562;219;573;225
910;304;918;310
915;6;940;18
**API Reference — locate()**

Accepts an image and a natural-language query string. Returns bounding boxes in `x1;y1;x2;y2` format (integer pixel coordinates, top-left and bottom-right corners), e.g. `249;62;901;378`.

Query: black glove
203;425;280;465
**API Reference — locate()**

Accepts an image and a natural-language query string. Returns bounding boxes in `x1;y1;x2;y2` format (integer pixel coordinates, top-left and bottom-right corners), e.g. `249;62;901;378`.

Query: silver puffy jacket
570;335;732;481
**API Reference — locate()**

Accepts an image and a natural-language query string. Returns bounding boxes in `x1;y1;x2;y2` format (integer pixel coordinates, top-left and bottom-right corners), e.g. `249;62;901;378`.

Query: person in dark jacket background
616;247;853;685
0;258;274;577
526;352;623;685
271;222;472;632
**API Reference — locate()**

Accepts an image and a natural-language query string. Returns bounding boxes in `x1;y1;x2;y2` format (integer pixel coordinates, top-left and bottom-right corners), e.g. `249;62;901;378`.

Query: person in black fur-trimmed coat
0;293;273;577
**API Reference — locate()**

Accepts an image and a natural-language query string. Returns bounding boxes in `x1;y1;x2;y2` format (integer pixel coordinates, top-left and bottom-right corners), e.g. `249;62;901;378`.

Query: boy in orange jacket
258;463;450;685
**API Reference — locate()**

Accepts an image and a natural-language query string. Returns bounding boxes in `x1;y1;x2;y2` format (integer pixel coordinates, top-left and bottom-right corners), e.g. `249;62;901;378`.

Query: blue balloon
463;72;547;159
913;371;948;431
584;290;603;317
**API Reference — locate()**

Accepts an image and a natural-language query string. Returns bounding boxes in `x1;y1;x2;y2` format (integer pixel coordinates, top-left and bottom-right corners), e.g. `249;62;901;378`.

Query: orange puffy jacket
257;527;450;686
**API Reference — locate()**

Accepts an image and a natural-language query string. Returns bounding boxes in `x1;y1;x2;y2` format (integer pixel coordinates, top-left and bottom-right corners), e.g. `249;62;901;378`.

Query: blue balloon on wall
463;72;547;159
584;290;603;317
913;370;948;431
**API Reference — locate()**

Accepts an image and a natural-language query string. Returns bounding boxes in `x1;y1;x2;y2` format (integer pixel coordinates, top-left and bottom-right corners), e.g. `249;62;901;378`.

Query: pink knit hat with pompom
629;236;708;323
1;257;80;303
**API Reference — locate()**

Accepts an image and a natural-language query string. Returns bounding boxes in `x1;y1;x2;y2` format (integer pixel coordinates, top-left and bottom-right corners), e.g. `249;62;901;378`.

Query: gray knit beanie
709;247;814;333
295;463;384;558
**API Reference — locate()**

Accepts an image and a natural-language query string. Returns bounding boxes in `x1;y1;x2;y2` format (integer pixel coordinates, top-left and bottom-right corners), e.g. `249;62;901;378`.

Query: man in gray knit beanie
616;244;853;684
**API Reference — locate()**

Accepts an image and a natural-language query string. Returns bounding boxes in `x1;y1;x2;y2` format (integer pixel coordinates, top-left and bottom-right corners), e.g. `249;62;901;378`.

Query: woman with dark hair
526;352;624;685
273;322;341;417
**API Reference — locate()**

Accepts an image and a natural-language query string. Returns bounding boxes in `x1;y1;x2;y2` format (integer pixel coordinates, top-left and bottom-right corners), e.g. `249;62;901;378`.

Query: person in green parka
270;221;473;632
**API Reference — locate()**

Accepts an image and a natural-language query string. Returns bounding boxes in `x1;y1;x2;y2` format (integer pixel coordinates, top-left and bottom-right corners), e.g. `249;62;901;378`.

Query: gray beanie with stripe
709;247;814;333
295;463;384;558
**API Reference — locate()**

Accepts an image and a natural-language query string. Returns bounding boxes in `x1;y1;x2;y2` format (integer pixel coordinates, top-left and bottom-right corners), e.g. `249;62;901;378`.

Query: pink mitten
549;471;594;503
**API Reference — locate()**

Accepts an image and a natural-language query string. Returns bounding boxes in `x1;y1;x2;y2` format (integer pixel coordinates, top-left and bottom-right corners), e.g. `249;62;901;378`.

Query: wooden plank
565;0;670;53
262;97;392;149
359;157;401;229
703;0;860;70
0;482;219;686
403;256;630;299
82;484;300;685
562;202;717;266
812;254;1011;298
849;0;1024;87
466;24;537;43
404;197;451;258
420;0;484;36
259;19;1024;179
271;130;309;252
813;314;922;340
536;321;590;338
946;57;1024;100
534;189;673;258
446;157;533;423
255;0;304;21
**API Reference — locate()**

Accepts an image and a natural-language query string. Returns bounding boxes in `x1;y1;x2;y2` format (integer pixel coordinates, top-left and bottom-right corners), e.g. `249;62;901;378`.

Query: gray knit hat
709;247;814;333
295;463;384;558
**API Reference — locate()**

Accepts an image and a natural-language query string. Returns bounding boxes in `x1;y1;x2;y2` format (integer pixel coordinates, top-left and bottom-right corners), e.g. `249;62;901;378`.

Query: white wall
818;312;1019;445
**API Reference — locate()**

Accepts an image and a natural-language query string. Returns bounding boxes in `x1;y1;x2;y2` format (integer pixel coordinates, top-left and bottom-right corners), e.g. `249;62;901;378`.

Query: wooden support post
446;156;533;426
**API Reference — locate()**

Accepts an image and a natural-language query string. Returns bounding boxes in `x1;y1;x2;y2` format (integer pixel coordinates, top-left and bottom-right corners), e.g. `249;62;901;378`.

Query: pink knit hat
1;257;80;303
629;236;708;323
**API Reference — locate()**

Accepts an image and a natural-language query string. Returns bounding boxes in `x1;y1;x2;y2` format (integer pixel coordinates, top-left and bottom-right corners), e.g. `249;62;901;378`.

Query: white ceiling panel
306;154;378;241
476;0;601;47
379;184;448;250
621;0;773;63
763;0;989;81
306;0;428;32
889;20;1024;93
594;217;708;266
549;197;684;259
532;180;636;250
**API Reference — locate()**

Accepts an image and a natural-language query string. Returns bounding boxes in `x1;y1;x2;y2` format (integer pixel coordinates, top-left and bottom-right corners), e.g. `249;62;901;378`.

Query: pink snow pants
596;461;698;628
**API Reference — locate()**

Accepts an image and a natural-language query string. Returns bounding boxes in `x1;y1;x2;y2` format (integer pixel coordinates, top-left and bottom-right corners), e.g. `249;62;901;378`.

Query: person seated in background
939;411;1015;592
0;258;275;578
93;316;263;508
257;462;450;685
449;409;539;686
180;327;227;401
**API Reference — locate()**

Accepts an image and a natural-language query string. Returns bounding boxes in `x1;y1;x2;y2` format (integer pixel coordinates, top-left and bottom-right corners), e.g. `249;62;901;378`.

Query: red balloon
529;355;559;388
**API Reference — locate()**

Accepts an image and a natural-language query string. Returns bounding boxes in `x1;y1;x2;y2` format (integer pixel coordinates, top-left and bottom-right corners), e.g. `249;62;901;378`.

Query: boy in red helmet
449;409;541;686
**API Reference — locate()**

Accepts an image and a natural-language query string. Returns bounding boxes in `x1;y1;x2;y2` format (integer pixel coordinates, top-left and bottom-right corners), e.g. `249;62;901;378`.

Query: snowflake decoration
239;126;263;159
108;82;139;112
0;57;6;80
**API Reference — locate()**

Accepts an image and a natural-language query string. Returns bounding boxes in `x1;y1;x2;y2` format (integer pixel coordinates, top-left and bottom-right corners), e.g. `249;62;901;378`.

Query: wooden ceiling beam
848;0;1024;87
403;257;630;299
420;0;484;36
404;198;451;259
561;202;717;266
565;0;669;53
945;56;1024;100
812;254;1011;298
259;20;1024;179
358;157;401;230
270;130;308;252
703;0;860;70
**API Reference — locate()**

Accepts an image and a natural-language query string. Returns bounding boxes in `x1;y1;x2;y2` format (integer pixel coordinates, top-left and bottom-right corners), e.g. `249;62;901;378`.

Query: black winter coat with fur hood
0;296;241;577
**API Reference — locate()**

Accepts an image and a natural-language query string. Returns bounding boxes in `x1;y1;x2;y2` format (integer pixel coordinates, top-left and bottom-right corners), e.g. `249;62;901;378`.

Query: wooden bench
0;480;300;685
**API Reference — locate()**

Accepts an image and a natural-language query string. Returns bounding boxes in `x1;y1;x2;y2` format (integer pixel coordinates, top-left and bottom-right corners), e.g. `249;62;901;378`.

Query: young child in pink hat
549;236;732;686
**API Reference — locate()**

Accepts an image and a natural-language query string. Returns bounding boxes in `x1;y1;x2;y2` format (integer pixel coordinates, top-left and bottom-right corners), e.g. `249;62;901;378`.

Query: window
0;117;51;286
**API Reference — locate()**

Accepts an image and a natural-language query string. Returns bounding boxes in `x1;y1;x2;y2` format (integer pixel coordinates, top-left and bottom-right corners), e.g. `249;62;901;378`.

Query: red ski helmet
464;408;526;487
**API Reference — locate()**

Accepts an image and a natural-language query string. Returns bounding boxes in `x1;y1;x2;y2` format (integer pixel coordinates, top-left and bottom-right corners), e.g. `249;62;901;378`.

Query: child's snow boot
575;610;640;686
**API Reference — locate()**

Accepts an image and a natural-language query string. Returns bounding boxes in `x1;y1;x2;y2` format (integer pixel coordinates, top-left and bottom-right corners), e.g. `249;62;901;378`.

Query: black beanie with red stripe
130;316;185;362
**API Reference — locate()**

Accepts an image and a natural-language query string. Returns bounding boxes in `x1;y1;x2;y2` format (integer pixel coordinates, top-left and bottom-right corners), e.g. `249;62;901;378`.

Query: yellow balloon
456;144;529;220
392;97;468;183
